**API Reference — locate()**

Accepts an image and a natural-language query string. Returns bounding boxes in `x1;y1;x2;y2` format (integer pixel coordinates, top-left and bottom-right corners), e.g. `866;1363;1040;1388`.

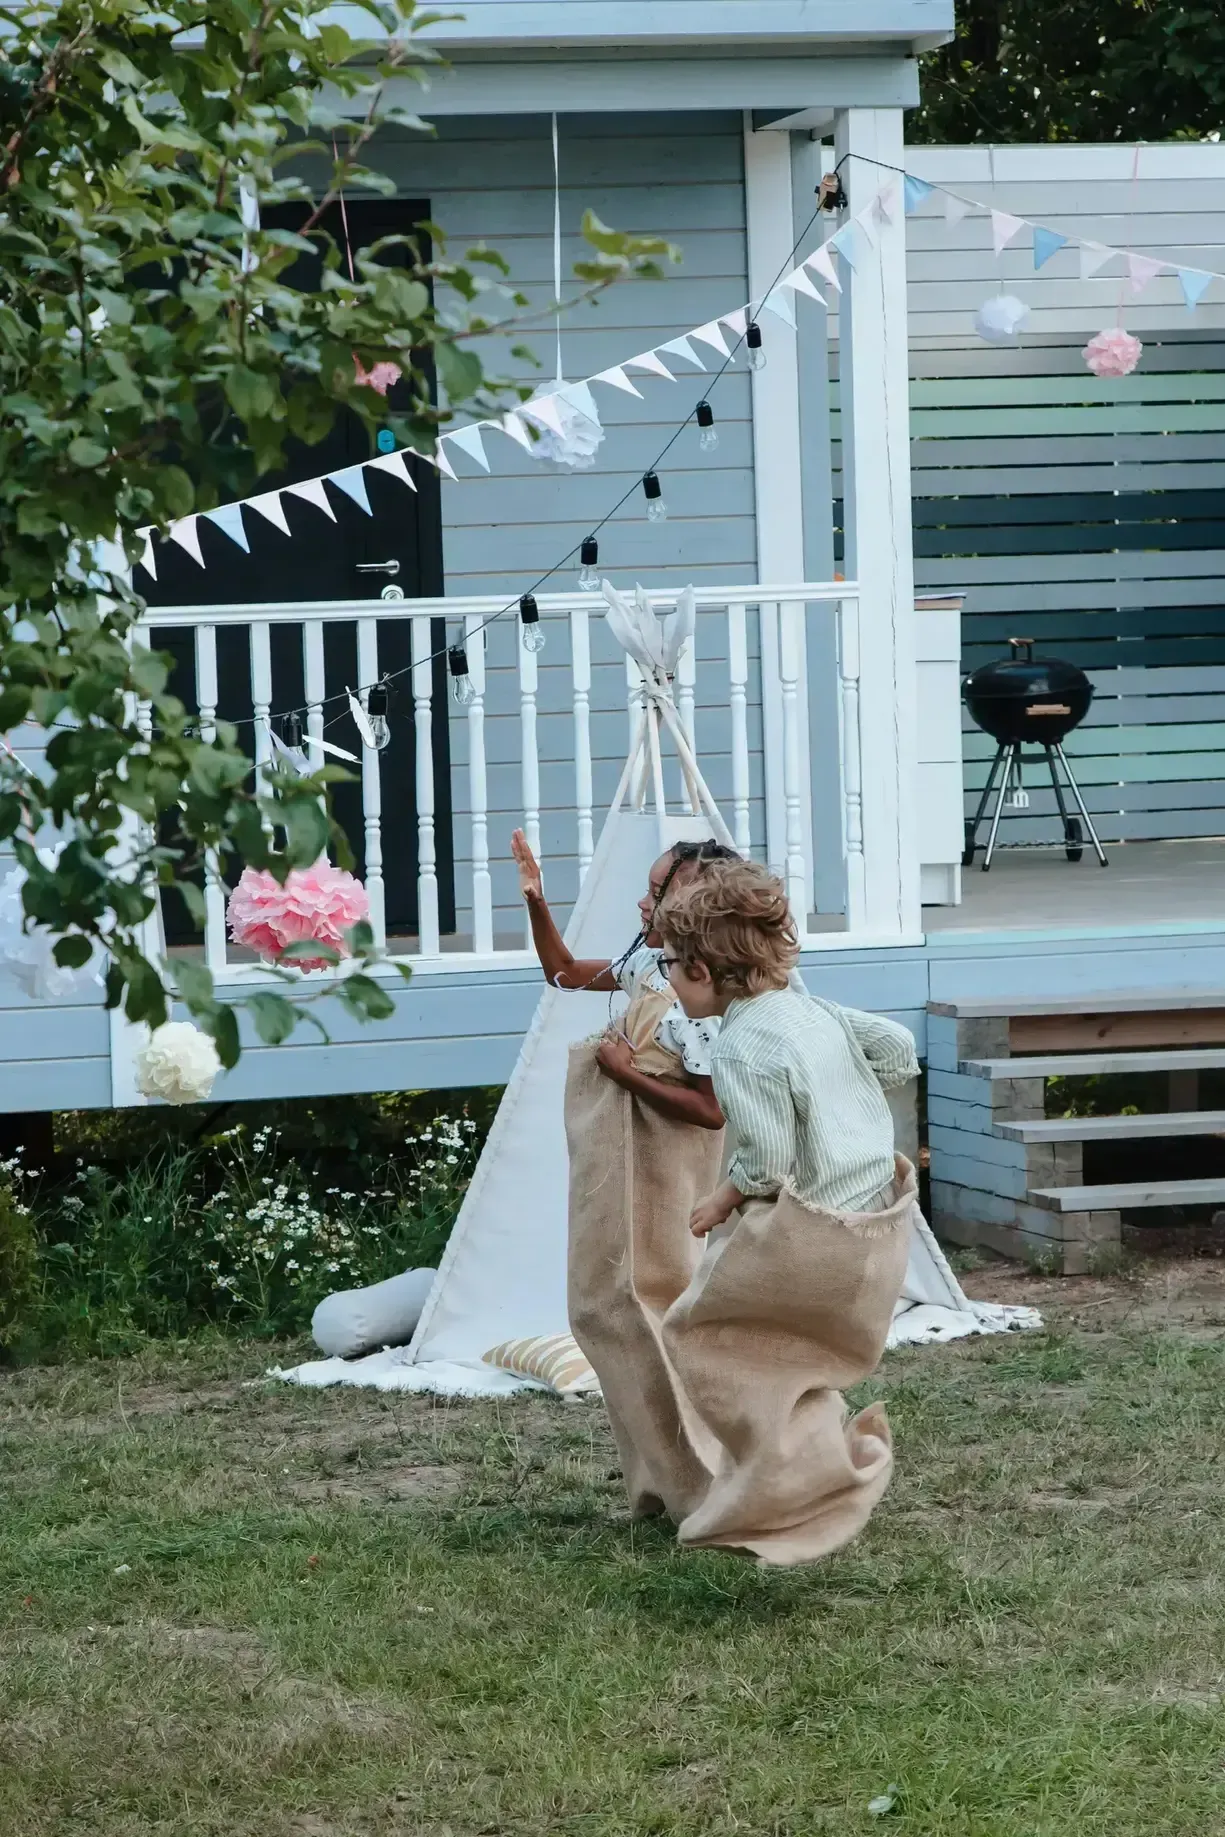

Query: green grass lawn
4;1265;1225;1837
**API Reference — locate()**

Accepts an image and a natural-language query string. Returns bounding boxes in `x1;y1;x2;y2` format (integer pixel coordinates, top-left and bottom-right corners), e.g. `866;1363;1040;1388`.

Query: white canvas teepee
275;583;1036;1396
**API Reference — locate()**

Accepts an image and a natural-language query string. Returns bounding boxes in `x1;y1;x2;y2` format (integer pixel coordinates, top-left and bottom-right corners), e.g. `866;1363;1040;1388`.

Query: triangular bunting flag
591;365;644;397
446;424;492;471
1079;241;1114;279
944;192;972;227
136;527;156;580
1127;252;1166;295
829;222;861;268
904;175;935;215
522;394;568;436
721;307;748;339
557;380;602;424
497;411;535;451
1032;226;1068;270
347;689;375;748
991;210;1026;257
368;449;418;490
761;288;796;329
202;503;250;553
875;181;900;224
329;466;373;515
167;515;205;568
780;264;825;303
269;729;312;778
660;335;705;369
805;243;842;294
853;205;879;249
285;478;337;522
625;350;675;381
691;321;731;359
431;443;457;481
246;490;292;535
1178;267;1213;312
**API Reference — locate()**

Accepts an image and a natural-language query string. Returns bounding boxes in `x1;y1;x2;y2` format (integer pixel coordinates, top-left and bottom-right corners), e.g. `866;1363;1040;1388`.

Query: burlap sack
565;995;724;1521
661;1155;918;1566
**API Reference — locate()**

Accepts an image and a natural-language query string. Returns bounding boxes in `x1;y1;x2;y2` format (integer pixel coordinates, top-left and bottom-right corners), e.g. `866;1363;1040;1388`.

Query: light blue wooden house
12;2;1225;1270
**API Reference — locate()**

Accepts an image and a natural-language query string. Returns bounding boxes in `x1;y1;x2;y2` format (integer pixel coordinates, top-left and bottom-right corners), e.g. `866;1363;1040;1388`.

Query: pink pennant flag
591;365;644;397
1127;251;1166;295
246;490;291;535
285;478;337;521
805;243;842;294
167;515;205;568
368;450;417;490
691;321;731;360
625;350;675;381
1079;241;1114;280
875;180;900;224
991;210;1026;257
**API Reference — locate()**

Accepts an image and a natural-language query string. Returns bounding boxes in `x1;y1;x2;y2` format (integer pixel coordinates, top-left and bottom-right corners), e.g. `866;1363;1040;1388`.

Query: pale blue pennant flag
1032;226;1068;270
1178;267;1213;312
904;175;935;215
329;466;373;515
202;502;250;552
829;221;861;268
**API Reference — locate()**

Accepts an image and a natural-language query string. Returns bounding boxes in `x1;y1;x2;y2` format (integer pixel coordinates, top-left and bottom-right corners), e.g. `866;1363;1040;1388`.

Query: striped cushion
482;1333;601;1397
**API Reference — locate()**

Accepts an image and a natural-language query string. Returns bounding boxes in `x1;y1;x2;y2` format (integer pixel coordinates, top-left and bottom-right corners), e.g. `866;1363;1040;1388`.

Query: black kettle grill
961;638;1108;871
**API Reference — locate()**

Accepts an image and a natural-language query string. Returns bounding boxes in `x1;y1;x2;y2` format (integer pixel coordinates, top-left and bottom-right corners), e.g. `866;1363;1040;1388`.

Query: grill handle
1007;637;1036;661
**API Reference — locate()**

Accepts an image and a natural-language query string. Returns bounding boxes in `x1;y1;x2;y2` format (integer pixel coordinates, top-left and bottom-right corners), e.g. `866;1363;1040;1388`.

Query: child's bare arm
594;1033;724;1130
690;1179;745;1237
514;828;617;992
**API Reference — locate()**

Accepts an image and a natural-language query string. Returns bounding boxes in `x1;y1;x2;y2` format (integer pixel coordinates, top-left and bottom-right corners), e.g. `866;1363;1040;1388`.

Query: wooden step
931;991;1225;1019
999;1110;1225;1144
962;1048;1225;1079
1028;1177;1225;1213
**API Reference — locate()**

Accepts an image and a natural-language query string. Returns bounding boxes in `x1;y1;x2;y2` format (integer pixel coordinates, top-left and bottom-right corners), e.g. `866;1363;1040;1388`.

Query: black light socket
448;645;470;680
519;593;540;625
642;471;663;502
696;401;714;429
745;321;763;353
580;536;598;567
367;680;390;719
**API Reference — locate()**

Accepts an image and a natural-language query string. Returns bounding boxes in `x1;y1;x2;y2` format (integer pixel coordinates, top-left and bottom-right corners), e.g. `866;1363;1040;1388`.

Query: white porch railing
138;580;876;976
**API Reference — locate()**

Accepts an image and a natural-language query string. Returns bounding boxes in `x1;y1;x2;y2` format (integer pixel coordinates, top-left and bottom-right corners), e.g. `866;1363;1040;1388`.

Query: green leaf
209;1004;241;1070
337;972;396;1022
67;437;110;469
435;341;484;404
123;956;168;1028
281;797;329;867
225;365;276;421
248;991;298;1045
173;957;216;1014
52;934;93;969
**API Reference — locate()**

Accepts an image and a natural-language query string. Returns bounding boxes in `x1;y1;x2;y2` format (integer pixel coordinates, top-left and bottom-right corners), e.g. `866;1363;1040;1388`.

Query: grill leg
1043;745;1080;860
963;745;1006;867
1053;744;1109;867
982;742;1016;872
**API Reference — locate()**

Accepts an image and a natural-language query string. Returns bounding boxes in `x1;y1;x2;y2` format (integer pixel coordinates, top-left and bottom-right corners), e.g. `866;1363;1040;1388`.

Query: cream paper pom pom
135;1021;221;1105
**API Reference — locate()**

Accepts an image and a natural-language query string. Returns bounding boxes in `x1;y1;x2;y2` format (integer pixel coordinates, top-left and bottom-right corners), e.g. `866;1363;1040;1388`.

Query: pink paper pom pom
353;357;402;397
227;862;370;972
1083;327;1143;378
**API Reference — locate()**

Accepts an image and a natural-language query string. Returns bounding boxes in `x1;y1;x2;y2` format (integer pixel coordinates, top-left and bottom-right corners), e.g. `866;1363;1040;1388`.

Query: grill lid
962;638;1093;744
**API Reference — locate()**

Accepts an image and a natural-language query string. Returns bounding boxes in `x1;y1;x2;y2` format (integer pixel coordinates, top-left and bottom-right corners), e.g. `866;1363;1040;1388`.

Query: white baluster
193;623;227;974
465;613;493;954
250;619;273;793
303;618;325;778
519;628;541;948
779;599;809;924
411;615;440;956
676;624;697;813
570;605;594;881
727;600;751;852
758;599;786;878
356;617;386;951
839;595;867;931
626;655;648;809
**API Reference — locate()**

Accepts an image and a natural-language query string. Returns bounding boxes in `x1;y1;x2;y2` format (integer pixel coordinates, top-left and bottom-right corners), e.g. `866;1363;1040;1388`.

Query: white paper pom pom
974;294;1029;345
135;1021;222;1105
0;848;103;1000
529;386;604;470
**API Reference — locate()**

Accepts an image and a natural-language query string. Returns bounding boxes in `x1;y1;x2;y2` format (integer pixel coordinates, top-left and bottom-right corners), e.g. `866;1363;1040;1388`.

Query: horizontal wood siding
365;112;759;935
829;145;1225;850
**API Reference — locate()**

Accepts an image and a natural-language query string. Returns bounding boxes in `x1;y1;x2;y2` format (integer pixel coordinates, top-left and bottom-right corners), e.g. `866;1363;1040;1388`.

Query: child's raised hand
511;828;542;901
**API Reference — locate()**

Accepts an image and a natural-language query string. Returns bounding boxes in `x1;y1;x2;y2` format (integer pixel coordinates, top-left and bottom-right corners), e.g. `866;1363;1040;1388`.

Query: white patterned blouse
617;945;719;1077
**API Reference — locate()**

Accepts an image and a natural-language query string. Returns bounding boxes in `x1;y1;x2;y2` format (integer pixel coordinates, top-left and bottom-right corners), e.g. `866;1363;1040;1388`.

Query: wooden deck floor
925;838;1225;935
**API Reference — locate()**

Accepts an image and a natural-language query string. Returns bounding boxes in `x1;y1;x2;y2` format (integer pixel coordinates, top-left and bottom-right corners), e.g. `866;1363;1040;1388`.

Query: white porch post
833;107;921;938
742;118;811;898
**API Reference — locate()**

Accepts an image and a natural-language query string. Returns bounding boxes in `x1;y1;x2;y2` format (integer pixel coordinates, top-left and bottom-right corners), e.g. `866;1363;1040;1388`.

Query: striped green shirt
712;988;919;1214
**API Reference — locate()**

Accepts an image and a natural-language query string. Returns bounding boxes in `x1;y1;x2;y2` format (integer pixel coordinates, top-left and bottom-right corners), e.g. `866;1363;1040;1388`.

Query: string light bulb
578;535;599;592
519;593;547;654
746;320;766;372
366;679;392;751
643;470;668;523
449;644;476;706
696;400;718;454
281;711;304;749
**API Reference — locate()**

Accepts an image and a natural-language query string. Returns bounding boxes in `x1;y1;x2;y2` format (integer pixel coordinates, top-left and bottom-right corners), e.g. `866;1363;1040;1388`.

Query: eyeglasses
657;955;682;974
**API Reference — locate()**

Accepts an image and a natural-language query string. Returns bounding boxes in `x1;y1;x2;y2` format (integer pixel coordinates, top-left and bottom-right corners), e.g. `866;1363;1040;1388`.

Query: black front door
140;197;455;944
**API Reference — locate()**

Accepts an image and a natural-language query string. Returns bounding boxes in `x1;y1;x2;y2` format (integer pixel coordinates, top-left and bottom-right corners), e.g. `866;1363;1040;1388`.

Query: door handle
356;558;401;577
